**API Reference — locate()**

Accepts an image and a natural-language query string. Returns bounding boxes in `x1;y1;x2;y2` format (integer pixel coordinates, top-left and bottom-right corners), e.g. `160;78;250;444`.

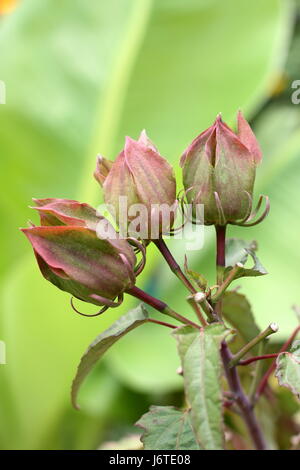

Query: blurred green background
0;0;299;450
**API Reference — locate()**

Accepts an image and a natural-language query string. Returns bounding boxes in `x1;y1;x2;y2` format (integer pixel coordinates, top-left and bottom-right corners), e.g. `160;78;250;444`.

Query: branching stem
221;342;268;450
229;323;278;367
154;238;207;326
128;285;200;329
237;353;279;366
215;225;268;450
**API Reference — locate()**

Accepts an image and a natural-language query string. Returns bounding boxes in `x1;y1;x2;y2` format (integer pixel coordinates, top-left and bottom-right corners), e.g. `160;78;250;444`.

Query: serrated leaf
225;238;267;280
136;406;201;450
71;304;148;409
173;324;228;450
222;291;260;353
275;340;300;400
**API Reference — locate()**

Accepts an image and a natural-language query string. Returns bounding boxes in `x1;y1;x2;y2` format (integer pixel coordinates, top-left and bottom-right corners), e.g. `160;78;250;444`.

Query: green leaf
225;238;268;280
136;406;201;450
71;304;148;409
275;340;300;400
184;257;207;291
222;291;261;353
173;324;228;450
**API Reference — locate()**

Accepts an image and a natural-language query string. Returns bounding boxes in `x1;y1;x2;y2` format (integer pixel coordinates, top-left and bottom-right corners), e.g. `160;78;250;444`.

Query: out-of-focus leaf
222;291;260;353
71;304;148;409
173;324;228;450
255;397;278;450
136;406;201;450
225;238;268;280
99;433;142;450
0;0;293;449
275;340;300;399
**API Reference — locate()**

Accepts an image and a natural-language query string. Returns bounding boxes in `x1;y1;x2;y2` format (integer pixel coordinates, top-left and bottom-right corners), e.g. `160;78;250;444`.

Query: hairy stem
215;225;267;450
128;285;200;329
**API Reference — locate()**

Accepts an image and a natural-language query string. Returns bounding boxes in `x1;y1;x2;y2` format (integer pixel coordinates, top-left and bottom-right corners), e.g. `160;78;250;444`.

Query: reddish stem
221;342;267;450
127;285;166;312
238;353;279;366
154;238;207;327
256;325;300;399
128;285;200;329
215;225;267;450
154;238;197;293
215;225;226;269
147;318;176;329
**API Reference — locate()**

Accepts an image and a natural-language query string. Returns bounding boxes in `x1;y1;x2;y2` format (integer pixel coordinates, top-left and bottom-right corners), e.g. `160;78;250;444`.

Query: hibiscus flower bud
180;111;262;225
21;199;137;310
94;131;177;238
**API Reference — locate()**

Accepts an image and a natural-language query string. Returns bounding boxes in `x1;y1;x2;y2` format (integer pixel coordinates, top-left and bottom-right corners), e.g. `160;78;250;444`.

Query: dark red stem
128;285;200;329
221;342;267;450
154;238;196;294
238;353;279;366
148;318;176;329
215;225;267;450
127;285;166;312
215;225;226;268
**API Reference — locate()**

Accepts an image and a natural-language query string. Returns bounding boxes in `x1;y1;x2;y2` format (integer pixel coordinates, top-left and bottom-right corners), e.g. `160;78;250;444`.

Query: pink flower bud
21;199;137;308
180;112;262;225
94;131;177;237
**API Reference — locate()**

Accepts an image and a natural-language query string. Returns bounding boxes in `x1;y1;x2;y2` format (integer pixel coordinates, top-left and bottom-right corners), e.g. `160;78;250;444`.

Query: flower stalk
154;238;208;326
128;285;200;329
215;224;268;450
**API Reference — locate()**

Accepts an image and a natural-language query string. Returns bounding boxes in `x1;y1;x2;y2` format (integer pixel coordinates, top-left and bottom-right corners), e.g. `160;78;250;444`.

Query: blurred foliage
0;0;299;449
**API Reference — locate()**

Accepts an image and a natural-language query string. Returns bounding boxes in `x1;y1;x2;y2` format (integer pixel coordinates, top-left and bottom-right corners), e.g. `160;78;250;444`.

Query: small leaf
225;238;267;279
184;256;207;291
71;304;148;409
222;291;260;353
173;324;228;450
136;406;201;450
275;340;300;400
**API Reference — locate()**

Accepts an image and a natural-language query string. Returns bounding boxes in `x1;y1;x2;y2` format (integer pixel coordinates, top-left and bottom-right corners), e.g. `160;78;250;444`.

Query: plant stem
238;353;279;366
215;225;226;319
153;238;207;326
128;285;200;329
255;325;300;400
249;342;265;403
215;224;267;450
147;318;177;329
154;238;196;293
215;225;226;284
229;323;278;367
211;263;243;303
221;342;268;450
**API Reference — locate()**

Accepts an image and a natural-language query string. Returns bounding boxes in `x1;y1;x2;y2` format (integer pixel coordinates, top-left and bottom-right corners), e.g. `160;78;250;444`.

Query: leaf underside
71;304;148;409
